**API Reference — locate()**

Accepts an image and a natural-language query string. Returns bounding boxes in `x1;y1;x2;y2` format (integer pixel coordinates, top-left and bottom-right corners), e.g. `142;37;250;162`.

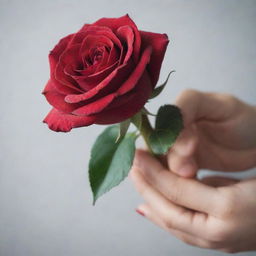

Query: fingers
167;124;199;178
200;176;240;187
197;136;256;171
136;203;220;250
169;90;238;177
130;162;205;236
171;124;198;157
136;203;169;231
132;150;222;217
175;89;237;127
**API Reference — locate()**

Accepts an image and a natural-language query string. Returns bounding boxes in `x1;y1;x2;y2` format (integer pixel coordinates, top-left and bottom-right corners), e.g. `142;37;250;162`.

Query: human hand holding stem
89;72;183;204
130;89;256;253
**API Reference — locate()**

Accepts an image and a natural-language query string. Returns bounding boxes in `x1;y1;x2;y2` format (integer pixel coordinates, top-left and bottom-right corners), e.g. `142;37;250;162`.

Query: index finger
134;150;222;217
175;90;237;127
130;165;208;237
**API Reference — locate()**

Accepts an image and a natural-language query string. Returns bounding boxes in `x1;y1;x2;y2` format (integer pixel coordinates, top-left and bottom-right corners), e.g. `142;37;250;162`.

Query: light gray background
0;0;256;255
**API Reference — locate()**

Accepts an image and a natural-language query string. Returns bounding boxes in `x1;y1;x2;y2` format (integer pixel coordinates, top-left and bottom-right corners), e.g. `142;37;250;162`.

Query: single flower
42;14;183;204
42;14;169;132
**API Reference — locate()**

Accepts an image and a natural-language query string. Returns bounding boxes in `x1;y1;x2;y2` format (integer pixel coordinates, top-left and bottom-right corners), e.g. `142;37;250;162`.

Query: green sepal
150;70;175;99
115;119;131;143
141;107;156;117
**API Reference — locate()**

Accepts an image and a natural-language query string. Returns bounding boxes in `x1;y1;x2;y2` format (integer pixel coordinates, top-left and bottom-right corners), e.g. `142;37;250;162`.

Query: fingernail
135;208;145;217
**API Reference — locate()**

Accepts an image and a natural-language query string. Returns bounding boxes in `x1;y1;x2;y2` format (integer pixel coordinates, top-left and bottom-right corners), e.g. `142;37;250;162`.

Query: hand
167;90;256;177
130;150;256;253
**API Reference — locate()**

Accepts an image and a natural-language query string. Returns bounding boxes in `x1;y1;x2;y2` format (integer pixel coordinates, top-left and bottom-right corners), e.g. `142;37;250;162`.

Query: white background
1;0;256;255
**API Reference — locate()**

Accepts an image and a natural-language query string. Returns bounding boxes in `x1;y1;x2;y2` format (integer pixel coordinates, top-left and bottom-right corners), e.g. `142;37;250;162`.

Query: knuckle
162;211;177;230
179;235;194;246
165;176;183;203
163;217;174;230
210;228;230;242
208;92;235;102
178;89;201;101
208;223;233;242
221;93;237;103
138;184;147;197
214;93;240;111
218;190;237;218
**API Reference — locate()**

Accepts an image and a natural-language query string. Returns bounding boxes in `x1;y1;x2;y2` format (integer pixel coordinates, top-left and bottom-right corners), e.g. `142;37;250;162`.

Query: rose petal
116;46;152;95
49;34;80;95
116;25;134;65
94;70;152;124
80;34;113;57
76;28;122;69
139;31;169;87
68;31;88;45
72;93;116;116
49;34;74;75
63;31;122;92
49;77;78;95
74;26;122;48
107;45;119;66
70;61;118;91
94;47;110;71
64;60;134;104
74;45;151;106
92;14;141;63
68;35;146;100
43;108;95;132
74;62;96;77
55;44;84;93
42;80;80;113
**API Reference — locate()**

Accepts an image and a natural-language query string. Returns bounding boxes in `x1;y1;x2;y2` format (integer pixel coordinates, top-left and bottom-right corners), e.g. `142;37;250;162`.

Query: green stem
133;113;155;155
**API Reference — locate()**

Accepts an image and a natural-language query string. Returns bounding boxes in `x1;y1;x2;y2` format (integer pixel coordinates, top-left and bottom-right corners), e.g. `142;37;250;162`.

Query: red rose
42;14;169;132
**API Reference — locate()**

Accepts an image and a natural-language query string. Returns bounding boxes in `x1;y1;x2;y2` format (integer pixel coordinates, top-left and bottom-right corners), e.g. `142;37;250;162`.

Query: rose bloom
42;14;169;132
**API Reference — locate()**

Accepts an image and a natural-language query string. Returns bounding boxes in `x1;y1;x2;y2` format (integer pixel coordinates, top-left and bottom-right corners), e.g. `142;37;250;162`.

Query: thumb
129;149;164;180
175;89;235;127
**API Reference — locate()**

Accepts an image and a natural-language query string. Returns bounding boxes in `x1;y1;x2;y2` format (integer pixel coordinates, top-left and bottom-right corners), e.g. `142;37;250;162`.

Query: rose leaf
149;105;183;154
89;125;137;205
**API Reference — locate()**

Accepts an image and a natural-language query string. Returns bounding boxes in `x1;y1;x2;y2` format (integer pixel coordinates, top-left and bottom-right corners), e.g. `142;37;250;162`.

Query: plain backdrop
0;0;256;255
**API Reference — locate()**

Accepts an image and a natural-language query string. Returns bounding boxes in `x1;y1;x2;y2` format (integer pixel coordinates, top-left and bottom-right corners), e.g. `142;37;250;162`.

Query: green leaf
149;105;183;154
150;70;175;99
89;125;137;205
115;119;131;143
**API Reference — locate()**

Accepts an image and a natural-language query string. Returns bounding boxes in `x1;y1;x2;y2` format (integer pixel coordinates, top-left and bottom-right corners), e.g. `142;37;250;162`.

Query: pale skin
130;89;256;253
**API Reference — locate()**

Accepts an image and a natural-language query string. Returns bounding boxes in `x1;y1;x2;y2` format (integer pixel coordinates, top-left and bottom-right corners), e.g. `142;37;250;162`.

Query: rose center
87;46;107;65
93;50;103;63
